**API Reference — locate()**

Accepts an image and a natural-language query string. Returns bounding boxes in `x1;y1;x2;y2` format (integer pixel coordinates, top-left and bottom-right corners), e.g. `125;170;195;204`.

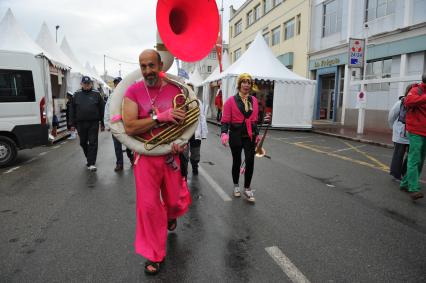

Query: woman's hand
221;133;229;147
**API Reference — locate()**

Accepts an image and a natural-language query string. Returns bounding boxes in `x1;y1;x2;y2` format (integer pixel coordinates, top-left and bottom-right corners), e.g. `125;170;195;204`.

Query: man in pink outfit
122;49;191;275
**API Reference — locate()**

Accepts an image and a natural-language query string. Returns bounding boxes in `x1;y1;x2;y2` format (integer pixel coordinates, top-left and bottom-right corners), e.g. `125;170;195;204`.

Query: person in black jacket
69;76;105;171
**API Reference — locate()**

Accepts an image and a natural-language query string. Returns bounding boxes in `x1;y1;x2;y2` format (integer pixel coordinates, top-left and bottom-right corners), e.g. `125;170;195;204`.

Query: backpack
398;98;407;124
398;85;424;124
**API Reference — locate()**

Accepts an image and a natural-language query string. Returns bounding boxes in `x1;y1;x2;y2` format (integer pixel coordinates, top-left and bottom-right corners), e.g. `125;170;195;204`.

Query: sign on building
348;38;365;68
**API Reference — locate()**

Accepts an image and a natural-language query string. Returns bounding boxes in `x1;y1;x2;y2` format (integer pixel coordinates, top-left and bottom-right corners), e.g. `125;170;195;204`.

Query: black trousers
180;136;202;178
112;135;133;165
390;142;409;180
230;137;255;188
76;121;99;166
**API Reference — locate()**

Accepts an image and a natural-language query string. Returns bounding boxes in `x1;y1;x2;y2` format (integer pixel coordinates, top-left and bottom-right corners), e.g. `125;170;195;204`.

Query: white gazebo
200;50;231;119
60;37;92;93
0;9;67;131
219;32;316;129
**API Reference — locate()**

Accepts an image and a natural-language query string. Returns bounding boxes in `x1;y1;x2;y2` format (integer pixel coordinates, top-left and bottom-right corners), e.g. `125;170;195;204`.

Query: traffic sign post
348;37;367;134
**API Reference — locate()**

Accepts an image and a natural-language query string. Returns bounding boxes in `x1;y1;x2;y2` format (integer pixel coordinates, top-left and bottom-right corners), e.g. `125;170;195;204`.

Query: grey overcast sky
0;0;245;78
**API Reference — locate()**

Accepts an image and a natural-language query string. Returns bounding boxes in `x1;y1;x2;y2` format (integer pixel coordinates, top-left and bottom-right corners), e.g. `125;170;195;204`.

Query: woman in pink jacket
220;73;261;202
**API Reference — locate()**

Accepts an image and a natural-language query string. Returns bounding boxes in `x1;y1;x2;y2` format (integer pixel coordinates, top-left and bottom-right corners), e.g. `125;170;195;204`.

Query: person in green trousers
400;74;426;201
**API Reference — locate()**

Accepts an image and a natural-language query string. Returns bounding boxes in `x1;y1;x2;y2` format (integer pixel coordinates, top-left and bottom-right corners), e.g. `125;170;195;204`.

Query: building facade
228;0;311;77
309;0;426;129
181;44;228;80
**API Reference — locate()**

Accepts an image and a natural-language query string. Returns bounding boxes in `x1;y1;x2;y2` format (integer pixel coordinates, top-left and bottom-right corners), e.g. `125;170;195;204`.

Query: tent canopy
186;66;204;87
0;9;67;69
220;32;314;84
202;50;231;84
60;37;90;76
35;22;72;70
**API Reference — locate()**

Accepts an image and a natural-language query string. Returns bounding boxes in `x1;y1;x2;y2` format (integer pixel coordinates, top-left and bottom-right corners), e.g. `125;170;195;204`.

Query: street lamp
55;25;60;43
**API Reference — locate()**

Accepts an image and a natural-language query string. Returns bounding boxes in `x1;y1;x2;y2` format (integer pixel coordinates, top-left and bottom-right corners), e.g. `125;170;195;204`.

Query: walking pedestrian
388;85;412;180
179;84;208;178
104;77;134;171
215;84;223;122
69;76;105;172
122;49;191;275
400;74;426;200
220;73;262;203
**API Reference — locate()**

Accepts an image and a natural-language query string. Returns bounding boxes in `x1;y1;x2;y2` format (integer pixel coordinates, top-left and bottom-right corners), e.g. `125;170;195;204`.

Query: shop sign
313;58;340;68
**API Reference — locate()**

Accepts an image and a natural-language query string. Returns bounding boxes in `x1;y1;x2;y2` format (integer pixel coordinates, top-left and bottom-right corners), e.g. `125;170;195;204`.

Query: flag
178;68;189;79
215;15;223;73
175;58;189;79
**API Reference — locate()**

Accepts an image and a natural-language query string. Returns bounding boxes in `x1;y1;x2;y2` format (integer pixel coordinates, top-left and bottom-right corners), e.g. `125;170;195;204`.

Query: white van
0;51;50;167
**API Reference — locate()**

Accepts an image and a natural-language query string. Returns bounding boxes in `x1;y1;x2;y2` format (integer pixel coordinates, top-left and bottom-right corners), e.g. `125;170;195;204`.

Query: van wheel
0;136;18;168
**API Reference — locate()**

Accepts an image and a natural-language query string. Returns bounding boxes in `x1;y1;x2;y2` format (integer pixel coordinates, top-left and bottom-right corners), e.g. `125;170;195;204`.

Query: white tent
35;22;73;71
200;50;231;119
186;66;204;87
60;37;91;93
0;9;60;128
85;62;110;94
219;32;316;129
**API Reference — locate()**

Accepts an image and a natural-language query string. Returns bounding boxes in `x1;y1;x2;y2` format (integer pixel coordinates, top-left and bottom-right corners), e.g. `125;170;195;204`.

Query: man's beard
145;74;158;87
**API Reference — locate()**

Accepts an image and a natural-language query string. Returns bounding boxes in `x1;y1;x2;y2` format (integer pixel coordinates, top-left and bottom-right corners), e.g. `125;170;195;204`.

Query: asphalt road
1;124;425;282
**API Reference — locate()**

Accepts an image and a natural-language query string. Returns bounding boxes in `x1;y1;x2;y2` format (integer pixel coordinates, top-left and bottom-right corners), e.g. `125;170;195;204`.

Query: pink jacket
221;95;259;140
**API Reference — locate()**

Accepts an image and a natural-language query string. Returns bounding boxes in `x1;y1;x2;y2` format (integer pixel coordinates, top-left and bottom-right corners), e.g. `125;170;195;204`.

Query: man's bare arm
122;97;157;136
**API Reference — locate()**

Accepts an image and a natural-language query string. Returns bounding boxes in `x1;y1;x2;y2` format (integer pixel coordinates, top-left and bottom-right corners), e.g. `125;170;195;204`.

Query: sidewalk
207;119;393;148
312;121;393;148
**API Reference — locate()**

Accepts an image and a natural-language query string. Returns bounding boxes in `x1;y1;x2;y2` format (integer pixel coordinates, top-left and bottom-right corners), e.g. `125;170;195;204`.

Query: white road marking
39;152;47;156
4;166;20;174
25;157;38;164
52;146;60;149
60;141;67;145
198;166;232;202
331;144;367;153
265;246;311;283
273;136;310;141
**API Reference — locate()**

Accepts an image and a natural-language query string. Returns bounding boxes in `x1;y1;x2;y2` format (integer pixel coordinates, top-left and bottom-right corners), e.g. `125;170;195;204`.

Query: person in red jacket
215;85;223;122
400;73;426;201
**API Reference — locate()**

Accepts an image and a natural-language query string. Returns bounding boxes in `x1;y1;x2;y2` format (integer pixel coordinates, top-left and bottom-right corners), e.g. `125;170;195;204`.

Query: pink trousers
133;154;191;262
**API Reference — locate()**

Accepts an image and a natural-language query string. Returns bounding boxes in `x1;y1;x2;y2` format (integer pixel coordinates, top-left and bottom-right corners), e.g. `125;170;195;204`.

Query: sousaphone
109;0;219;155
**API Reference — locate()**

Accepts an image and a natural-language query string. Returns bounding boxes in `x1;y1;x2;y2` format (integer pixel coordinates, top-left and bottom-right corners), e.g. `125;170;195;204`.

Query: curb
312;130;394;149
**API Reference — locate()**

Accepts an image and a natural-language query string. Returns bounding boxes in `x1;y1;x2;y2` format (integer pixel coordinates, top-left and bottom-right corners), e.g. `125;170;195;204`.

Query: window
365;58;392;91
272;26;281;46
246;41;252;50
234;20;242;36
365;0;395;22
322;0;342;37
263;0;273;14
207;66;212;73
209;52;217;59
254;5;261;21
274;0;283;6
284;18;295;40
263;33;270;46
247;10;254;26
234;49;242;61
296;14;301;35
0;69;35;103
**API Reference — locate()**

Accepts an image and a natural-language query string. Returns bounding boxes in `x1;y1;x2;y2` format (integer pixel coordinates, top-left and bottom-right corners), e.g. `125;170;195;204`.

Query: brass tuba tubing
142;98;200;151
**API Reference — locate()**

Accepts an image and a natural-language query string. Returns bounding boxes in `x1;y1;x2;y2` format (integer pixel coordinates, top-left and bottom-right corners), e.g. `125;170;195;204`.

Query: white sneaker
88;165;97;172
233;186;241;197
243;189;255;203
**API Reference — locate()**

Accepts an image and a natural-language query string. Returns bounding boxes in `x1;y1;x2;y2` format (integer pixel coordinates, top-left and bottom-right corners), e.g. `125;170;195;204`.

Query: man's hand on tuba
156;108;186;124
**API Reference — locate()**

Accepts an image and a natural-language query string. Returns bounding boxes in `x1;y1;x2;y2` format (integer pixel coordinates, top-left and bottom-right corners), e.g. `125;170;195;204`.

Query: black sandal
167;219;177;231
144;260;162;275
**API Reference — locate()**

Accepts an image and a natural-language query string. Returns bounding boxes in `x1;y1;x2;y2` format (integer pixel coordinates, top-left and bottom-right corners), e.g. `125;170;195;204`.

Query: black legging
230;137;255;188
